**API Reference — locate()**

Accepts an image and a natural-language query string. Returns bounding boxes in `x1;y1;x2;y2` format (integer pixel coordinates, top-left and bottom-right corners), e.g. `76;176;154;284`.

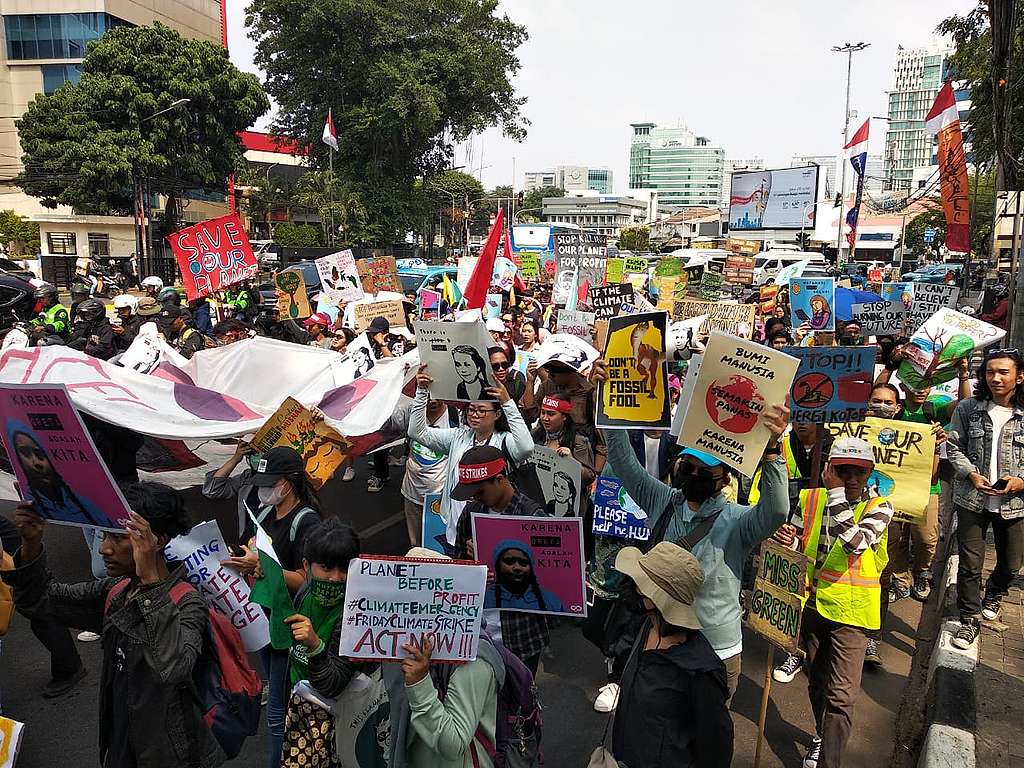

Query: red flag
926;83;970;253
577;279;590;306
464;208;504;310
504;230;527;291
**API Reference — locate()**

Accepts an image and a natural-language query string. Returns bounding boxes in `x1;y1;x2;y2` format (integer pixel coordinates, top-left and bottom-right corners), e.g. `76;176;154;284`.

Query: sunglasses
491;361;511;370
679;459;721;481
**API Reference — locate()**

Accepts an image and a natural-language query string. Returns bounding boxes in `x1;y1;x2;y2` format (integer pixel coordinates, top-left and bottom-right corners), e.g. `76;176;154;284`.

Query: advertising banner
728;166;819;230
250;396;352;488
413;321;498;402
591;476;650;541
471;514;587;618
672;300;756;338
790;277;835;331
168;213;258;301
596;311;671;430
531;445;584;516
274;268;312;320
339;556;487;662
745;540;807;653
315;249;364;304
785;346;877;423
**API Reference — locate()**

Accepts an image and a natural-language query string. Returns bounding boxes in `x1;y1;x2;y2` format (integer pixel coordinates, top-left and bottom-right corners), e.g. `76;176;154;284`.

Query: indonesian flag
322;109;338;151
464;207;504;310
843;119;870;251
925;82;960;134
925;83;971;253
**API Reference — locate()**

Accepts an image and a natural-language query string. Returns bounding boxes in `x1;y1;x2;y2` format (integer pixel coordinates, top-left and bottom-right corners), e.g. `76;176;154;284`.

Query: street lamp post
832;42;870;265
514;207;544;223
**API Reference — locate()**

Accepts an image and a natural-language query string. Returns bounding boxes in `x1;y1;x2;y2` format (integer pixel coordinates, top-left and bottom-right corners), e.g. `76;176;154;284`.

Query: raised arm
736;456;789;552
604;428;674;526
405;658;496;760
409;376;461;454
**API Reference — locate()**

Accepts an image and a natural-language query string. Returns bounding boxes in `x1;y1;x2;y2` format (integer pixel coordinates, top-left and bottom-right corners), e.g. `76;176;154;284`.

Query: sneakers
803;736;822;768
76;630;101;642
888;583;911;603
593;683;620;713
864;638;883;667
367;476;385;493
773;653;803;683
981;596;1002;621
911;571;932;602
951;620;980;650
342;466;355;482
42;665;87;699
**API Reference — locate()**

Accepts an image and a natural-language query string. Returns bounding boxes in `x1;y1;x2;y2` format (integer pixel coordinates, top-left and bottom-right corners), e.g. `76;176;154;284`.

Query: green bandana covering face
289;575;346;686
310;576;345;607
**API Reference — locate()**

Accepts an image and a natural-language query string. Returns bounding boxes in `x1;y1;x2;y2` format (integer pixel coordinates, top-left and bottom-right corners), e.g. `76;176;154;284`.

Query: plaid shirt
454;491;552;660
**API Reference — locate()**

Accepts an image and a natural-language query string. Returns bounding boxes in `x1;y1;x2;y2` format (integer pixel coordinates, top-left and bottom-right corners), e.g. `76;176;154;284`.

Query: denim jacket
946;397;1024;519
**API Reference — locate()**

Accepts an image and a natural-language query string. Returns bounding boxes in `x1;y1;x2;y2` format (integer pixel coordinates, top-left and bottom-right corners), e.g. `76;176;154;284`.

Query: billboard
728;166;819;231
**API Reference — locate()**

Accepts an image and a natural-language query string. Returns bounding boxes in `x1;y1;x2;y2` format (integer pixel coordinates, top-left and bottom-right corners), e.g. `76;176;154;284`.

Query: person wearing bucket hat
610;542;733;768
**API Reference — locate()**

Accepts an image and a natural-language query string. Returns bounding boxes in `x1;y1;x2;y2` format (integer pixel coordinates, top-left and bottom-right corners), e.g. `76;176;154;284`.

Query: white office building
629;122;725;209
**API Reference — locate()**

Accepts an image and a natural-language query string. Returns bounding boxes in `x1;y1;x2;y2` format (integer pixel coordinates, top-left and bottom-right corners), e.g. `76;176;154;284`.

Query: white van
753;250;828;285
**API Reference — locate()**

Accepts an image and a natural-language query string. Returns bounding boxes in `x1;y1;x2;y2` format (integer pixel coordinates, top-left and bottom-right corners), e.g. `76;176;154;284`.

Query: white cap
485;317;506;333
113;294;137;310
141;276;163;290
828;437;874;469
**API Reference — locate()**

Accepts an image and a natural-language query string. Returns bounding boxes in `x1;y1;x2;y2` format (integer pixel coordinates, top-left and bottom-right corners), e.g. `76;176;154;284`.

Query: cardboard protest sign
590;283;634;319
275;268;312;320
471;514;587;617
518;251;540;280
0;716;23;768
164;520;270;651
555;309;596;340
759;284;780;316
421;493;453;556
700;270;724;300
353;299;406;333
531;445;584;516
552;233;608;305
624;271;649;293
678;332;799;477
357;256;401;294
491;257;518;292
745;539;807;653
724;253;755;285
597;312;671;430
413;321;499;402
852;299;908;336
899;307;1005;389
0;384;132;531
826;416;935;522
592;476;650;541
790;277;835;331
773;259;810;285
484;294;503;320
315;249;364;304
339;556;487;661
167;212;258;301
604;257;624;285
672;299;756;338
419;289;441;320
533;333;599;373
785;346;877;423
908;283;959;328
251;397;352;488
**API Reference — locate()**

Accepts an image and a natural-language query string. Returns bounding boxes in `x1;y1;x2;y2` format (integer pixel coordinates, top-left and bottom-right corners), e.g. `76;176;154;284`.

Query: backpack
472;637;543;768
104;579;263;759
256;505;315;542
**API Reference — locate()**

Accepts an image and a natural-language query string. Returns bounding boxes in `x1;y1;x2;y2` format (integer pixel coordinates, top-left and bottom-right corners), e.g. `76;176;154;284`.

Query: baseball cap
159;305;186;320
136;297;160;316
367;316;390;335
485;317;507;333
828;437;874;469
250;445;304;486
540;395;572;414
303;312;331;328
450;445;506;501
679;447;723;468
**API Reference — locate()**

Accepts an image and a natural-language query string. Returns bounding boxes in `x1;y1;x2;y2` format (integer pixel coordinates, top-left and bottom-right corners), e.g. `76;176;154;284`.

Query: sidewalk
975;543;1024;768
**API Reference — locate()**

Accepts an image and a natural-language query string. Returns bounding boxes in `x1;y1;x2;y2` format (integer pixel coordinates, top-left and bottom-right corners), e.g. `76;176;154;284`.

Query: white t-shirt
987;403;1015;512
400;410;451;504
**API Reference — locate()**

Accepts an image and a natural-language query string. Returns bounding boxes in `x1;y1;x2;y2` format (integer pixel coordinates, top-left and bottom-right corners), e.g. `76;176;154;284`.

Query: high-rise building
629;122;725;209
720;158;765;209
523;165;613;194
792;155;838;198
523;170;556;191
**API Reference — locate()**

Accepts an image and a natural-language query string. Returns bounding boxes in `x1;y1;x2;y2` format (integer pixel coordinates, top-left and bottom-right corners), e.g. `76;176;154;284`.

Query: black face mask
675;470;720;505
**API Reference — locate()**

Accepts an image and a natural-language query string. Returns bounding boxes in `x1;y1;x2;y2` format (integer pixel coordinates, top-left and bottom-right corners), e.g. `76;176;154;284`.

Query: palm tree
294;170;368;246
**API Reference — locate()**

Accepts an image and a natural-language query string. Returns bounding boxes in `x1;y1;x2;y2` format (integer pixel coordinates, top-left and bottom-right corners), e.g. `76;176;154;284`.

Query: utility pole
832;42;870;266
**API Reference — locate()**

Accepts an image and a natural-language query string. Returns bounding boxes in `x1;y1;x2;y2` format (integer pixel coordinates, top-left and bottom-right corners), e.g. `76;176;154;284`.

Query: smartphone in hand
992;478;1009;492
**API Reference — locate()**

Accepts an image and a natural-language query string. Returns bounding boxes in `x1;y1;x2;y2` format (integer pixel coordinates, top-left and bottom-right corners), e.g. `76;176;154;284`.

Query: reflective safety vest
748;438;801;504
32;302;70;335
800;488;889;630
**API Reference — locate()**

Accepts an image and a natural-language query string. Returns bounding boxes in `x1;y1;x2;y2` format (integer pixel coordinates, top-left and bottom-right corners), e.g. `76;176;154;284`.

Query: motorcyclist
157;286;182;311
69;281;92;319
223;285;255;321
112;294;143;351
981;283;1009;331
30;284;70;341
158;305;205;359
141;275;164;298
67;298;115;360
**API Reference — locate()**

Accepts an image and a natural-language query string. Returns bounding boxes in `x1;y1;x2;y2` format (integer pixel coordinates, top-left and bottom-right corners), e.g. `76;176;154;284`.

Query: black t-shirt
106;634;135;768
258;506;319;572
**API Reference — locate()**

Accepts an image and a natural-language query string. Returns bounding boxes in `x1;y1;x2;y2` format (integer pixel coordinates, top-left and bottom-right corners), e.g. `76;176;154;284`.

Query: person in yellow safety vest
30;284;70;340
781;436;894;768
747;422;832;505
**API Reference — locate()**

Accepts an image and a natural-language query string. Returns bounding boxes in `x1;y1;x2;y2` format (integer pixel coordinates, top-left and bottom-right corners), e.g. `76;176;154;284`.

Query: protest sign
868;267;882;283
724;253;755;285
0;716;23;768
759;284;780;316
726;238;761;256
826;416;935;522
533;333;599;373
785;346;877;423
672;299;756;338
652;257;682;277
678;332;799;477
667;315;707;361
773;259;810;285
274;268;312;320
471;514;587;617
790;277;835;331
700;270;724;300
251;397;352;488
898;307;1005;389
597;311;671;430
745;540;807;653
552;233;608;305
357;256;401;294
167;213;258;301
421;493;453;556
484;294;503;320
908;283;959;328
670;352;703;437
852;300;908;336
419;289;441;320
591;476;650;541
624;271;649;293
590;283;634;319
555;309;596;340
881;281;914;307
593;319;609;352
0;384;132;531
354;299;406;333
491;257;518;292
604;257;624;285
413;321;498;401
315;249;363;304
164;520;269;651
623;256;648;274
512;348;534;376
531;445;584;516
456;256;478;291
339;556;487;661
518;251;540;280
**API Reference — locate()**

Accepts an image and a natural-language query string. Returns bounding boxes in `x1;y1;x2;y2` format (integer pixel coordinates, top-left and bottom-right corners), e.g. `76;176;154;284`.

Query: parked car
0;273;40;334
0;257;36;283
901;263;962;283
258;260;323;308
398;265;458;297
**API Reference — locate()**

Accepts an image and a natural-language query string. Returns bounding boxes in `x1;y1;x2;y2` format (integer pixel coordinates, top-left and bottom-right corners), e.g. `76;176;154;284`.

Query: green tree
618;226;650;252
16;23;268;223
903;200;946;259
425;170;486;247
272;222;323;247
0;210;40;255
247;0;528;245
294;171;372;246
521;185;564;221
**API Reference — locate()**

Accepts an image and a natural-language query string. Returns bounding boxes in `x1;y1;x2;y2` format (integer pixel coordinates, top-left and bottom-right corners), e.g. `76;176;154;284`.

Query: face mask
868;402;898;418
676;470;719;505
258;482;286;507
310;576;345;607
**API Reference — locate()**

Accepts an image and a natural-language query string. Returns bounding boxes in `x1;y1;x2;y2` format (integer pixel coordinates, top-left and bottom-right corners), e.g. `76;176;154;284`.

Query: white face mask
258;481;287;507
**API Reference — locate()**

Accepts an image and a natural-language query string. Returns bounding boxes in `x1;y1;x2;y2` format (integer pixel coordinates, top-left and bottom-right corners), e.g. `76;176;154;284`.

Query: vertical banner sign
471;514;587;617
315;249;364;304
339;557;487;662
274;268;312;320
167;213;258;301
0;384;133;531
596;311;671;430
419;289;441;320
552;233;608;306
590;284;634;319
357;256;401;294
925;81;971;252
745;540;807;653
825;417;935;523
678;332;799;477
785;346;877;423
898;307;1005;389
164;520;270;651
251;397;352;488
789;277;835;331
591;476;650;541
531;445;585;516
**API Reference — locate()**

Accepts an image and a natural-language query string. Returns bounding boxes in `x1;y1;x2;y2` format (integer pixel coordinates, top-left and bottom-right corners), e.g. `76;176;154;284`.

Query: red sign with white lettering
166;213;258;300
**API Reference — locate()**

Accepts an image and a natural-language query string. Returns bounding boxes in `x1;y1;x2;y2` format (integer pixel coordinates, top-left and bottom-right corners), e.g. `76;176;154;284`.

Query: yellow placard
252;397;352;489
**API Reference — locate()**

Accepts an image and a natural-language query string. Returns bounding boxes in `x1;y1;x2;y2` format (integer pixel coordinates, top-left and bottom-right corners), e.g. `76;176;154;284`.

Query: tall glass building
629;122;725;209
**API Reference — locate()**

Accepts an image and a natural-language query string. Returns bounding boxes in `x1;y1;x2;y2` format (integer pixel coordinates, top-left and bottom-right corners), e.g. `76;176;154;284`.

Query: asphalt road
0;449;925;767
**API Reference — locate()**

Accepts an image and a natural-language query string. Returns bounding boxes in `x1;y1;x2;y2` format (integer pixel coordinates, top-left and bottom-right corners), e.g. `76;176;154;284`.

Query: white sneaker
342;466;355;482
593;683;620;713
773;652;802;683
77;631;101;642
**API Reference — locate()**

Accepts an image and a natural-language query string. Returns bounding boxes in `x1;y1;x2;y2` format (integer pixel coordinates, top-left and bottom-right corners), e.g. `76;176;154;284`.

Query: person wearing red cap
531;394;595;515
302;312;334;349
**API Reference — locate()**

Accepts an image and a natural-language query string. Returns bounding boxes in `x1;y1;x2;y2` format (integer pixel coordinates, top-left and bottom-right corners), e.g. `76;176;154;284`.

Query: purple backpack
472;637;543;768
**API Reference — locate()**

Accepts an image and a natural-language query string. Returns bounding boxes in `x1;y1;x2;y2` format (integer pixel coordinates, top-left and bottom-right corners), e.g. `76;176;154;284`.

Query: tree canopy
619;226;650;252
247;0;528;245
0;210;40;256
16;23;269;219
521;185;564;220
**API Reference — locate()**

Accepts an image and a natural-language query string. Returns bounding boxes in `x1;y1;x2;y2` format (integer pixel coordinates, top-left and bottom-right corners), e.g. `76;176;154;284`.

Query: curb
917;553;977;768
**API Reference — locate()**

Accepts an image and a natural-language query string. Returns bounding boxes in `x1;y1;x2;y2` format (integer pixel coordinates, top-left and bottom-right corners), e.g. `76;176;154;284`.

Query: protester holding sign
531;395;596;501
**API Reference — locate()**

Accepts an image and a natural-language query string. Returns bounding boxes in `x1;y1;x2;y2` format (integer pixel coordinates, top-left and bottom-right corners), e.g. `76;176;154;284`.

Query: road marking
359;511;405;540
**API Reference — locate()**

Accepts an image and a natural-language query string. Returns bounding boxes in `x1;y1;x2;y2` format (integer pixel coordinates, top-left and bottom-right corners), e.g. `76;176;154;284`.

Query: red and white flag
925;82;960;134
925;82;971;253
322;109;338;151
